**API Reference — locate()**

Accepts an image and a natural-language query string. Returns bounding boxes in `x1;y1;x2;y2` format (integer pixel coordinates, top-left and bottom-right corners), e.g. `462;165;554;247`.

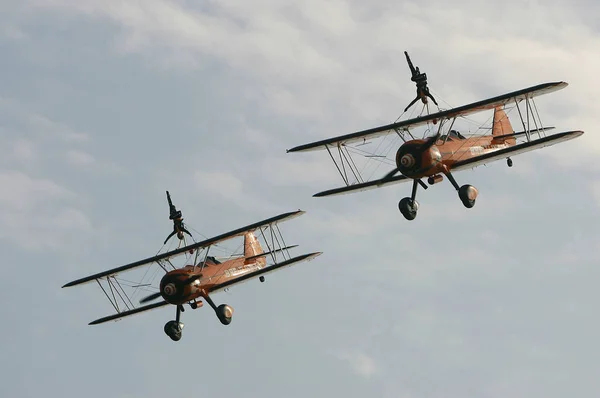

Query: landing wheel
398;197;418;220
259;276;265;283
164;320;183;341
458;184;478;208
216;304;234;325
507;158;513;167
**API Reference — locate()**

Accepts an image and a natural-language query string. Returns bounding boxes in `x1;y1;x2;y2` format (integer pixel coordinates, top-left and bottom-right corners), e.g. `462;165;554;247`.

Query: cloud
25;112;89;144
192;170;244;200
0;170;68;207
0;96;125;178
590;181;600;208
65;149;95;166
336;350;380;378
26;0;600;160
0;170;92;252
4;3;600;398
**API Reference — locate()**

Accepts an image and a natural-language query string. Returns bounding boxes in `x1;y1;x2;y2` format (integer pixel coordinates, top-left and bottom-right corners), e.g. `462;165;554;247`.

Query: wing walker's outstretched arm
164;191;192;245
404;51;417;76
403;51;438;113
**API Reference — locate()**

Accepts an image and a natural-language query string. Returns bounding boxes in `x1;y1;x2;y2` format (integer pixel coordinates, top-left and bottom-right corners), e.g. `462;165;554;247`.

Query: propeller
140;291;162;304
378;132;441;186
138;274;203;304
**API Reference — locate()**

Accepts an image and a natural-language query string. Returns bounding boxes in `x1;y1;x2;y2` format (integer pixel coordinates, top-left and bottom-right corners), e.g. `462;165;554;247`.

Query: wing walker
163;191;192;245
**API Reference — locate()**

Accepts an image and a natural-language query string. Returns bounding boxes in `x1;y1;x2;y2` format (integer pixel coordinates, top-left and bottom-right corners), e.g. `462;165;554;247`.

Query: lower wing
313;174;410;198
89;301;170;325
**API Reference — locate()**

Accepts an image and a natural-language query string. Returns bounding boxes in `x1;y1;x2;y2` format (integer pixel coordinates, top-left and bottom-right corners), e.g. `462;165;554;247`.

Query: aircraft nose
396;143;422;174
400;153;416;168
163;283;177;296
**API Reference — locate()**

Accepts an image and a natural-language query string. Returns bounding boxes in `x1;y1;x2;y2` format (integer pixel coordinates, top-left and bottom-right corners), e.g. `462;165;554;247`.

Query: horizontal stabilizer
245;245;298;262
493;126;555;140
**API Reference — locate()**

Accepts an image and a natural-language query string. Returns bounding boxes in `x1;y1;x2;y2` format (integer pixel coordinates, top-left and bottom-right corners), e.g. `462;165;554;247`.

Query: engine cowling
159;274;186;304
159;272;202;305
395;141;442;177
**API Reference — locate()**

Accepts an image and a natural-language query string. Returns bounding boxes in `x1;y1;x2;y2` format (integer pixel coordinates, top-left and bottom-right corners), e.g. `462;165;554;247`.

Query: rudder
491;106;515;145
244;232;266;265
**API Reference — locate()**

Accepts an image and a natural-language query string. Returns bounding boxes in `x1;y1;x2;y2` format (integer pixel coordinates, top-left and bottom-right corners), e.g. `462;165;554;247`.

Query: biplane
287;81;584;220
63;209;322;341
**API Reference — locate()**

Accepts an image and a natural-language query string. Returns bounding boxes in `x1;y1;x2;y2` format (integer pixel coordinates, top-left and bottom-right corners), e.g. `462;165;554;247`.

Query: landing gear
164;304;185;341
458;184;478;208
202;293;234;325
399;197;418;220
507;157;513;167
444;171;478;209
216;304;233;325
164;320;183;341
398;179;423;220
259;276;265;283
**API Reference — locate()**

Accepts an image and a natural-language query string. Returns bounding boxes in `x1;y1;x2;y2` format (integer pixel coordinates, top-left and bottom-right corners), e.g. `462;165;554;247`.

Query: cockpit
206;256;221;264
439;129;466;142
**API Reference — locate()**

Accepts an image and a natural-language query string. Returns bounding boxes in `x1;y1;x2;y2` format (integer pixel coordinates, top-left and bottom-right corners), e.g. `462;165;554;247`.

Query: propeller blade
420;132;441;150
139;291;162;304
183;274;202;285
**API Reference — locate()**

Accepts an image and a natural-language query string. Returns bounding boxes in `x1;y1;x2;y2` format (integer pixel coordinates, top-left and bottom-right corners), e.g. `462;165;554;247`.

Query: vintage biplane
63;209;322;341
287;81;583;220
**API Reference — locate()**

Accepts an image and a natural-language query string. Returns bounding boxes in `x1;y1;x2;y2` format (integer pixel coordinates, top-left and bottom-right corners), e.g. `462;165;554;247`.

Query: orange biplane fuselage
158;232;266;309
383;106;524;218
394;106;515;181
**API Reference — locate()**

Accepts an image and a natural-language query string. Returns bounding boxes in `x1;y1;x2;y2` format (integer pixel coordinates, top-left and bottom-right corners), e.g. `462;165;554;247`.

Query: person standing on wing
403;51;439;112
164;191;192;244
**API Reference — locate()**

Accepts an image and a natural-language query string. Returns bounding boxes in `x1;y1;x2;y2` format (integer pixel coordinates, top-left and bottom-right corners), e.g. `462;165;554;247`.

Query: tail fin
491;106;515;145
244;232;266;266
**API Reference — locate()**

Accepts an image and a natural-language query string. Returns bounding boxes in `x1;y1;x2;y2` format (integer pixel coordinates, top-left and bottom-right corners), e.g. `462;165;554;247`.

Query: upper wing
63;210;306;288
286;82;567;153
452;130;583;172
209;252;323;294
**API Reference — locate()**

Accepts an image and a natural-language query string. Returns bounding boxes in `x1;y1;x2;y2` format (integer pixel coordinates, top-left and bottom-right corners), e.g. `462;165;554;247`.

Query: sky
1;1;600;397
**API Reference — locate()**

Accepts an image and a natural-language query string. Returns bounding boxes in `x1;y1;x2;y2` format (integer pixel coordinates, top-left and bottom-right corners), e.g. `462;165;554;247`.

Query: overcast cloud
1;1;599;398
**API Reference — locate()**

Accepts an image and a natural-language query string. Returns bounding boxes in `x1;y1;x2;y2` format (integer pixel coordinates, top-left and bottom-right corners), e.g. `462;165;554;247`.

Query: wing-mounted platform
286;81;569;197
